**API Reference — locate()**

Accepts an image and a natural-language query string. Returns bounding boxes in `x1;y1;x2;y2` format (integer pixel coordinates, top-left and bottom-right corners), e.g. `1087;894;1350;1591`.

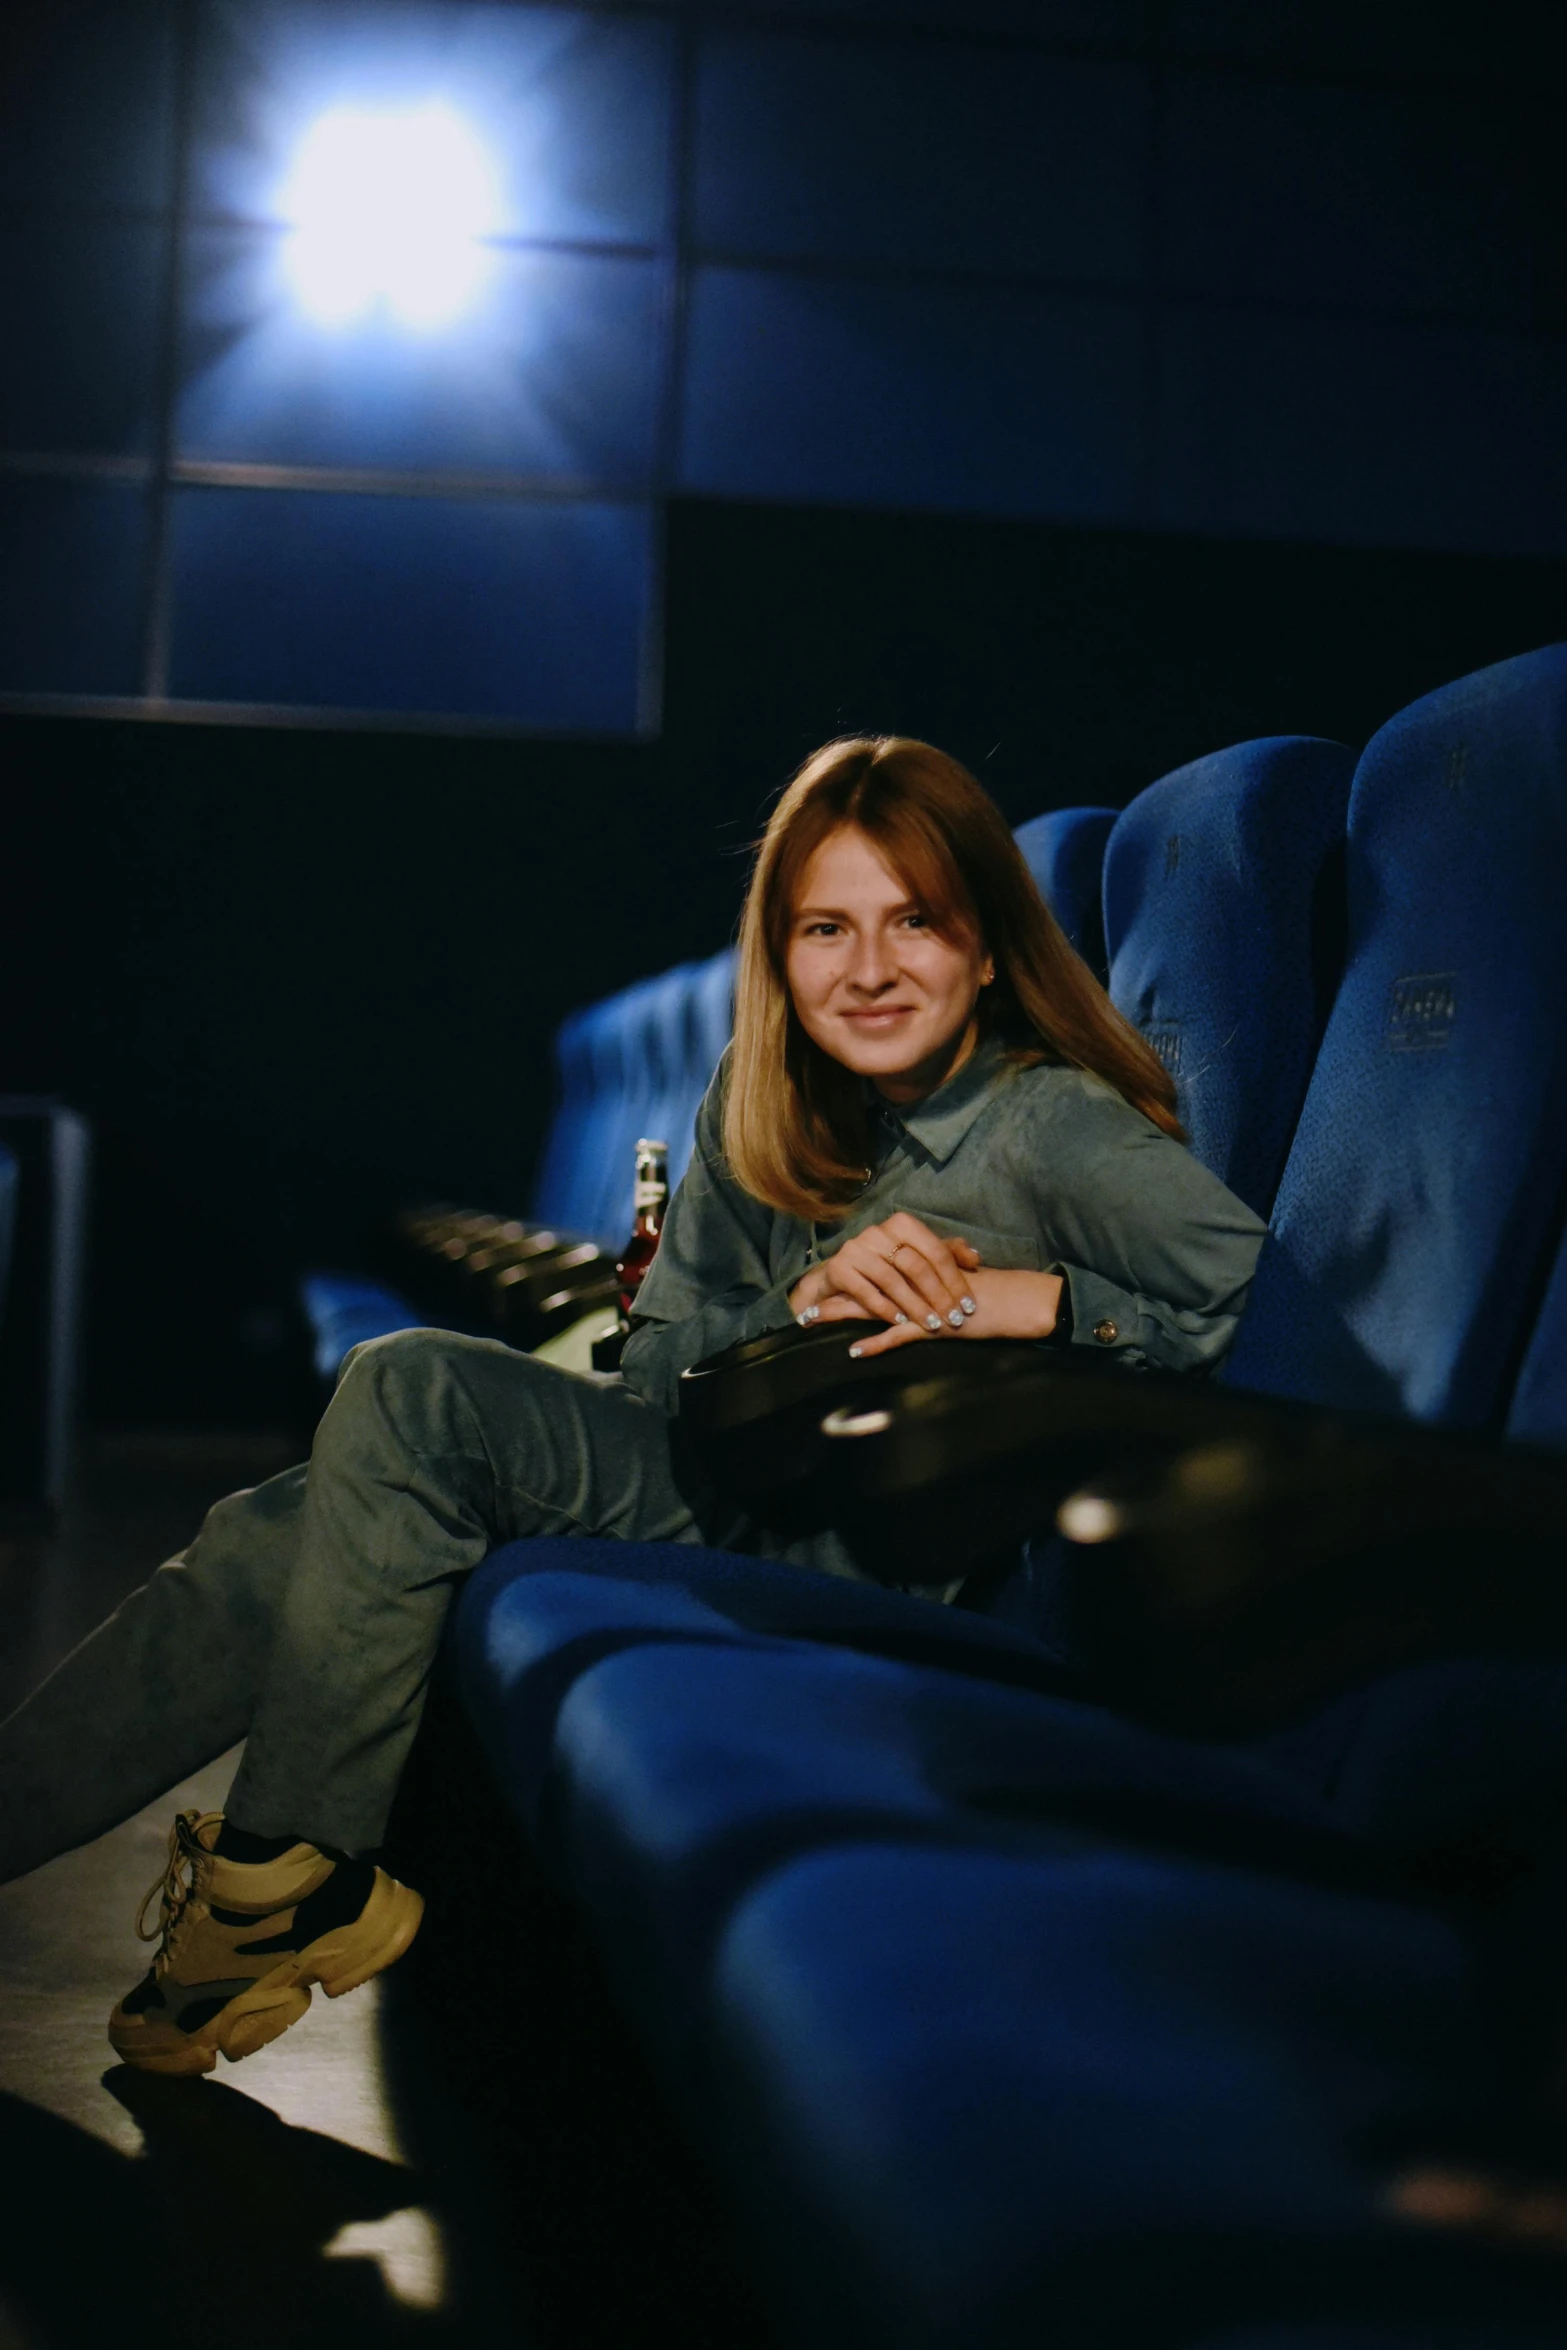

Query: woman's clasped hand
788;1210;1064;1358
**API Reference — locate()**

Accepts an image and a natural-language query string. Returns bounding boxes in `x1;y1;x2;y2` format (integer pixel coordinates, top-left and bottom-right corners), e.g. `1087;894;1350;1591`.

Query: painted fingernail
961;1296;977;1315
848;1344;863;1359
894;1311;909;1324
925;1314;942;1332
948;1308;964;1328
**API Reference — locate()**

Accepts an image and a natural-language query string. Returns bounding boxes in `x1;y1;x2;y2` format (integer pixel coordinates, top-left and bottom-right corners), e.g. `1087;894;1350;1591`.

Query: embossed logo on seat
1144;1023;1182;1074
1387;972;1457;1051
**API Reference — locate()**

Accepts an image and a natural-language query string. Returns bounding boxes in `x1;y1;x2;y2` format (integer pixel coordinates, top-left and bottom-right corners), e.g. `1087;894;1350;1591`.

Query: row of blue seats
450;647;1567;2344
524;644;1567;1444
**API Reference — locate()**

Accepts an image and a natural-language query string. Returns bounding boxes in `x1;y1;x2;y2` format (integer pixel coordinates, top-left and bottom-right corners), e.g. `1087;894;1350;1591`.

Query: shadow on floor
0;2072;442;2350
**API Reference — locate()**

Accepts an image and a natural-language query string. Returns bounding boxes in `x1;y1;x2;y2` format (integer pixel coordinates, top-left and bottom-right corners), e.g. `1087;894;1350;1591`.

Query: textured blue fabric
1225;646;1567;1421
709;1846;1495;2350
454;1535;1092;1830
530;953;737;1243
533;989;632;1243
1252;1657;1567;1846
456;1544;1384;2019
1012;804;1116;980
592;963;698;1245
647;945;737;1194
297;1271;421;1382
1104;738;1354;1217
454;1544;1564;2345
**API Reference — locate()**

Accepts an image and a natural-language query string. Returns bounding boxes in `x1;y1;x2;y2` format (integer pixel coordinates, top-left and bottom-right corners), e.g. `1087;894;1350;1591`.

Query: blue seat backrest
532;991;628;1241
665;947;737;1191
1012;806;1116;981
1225;644;1567;1423
1104;738;1355;1217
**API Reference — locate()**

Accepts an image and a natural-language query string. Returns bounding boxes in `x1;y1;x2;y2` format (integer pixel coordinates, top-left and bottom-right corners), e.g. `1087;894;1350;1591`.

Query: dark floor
0;1435;779;2350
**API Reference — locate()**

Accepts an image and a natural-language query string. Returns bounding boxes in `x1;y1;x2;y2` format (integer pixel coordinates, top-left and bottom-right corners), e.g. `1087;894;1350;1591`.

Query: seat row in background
433;644;1567;2347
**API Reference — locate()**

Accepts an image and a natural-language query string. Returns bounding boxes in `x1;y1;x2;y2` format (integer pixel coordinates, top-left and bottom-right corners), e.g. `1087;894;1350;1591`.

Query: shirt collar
866;1033;1015;1167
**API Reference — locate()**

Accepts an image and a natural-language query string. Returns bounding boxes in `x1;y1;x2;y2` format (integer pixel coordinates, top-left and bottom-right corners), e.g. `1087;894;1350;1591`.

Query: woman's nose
846;935;896;990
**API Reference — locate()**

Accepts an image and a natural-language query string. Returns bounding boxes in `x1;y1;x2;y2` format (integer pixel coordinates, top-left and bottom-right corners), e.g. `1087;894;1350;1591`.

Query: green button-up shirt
622;1036;1268;1416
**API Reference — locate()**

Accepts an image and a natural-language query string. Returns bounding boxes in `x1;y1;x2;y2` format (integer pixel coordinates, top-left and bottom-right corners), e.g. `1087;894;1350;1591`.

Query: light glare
278;102;500;329
1056;1492;1123;1545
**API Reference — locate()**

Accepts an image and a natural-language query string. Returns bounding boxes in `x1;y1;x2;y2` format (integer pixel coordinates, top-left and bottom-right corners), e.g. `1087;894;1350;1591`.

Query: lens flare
278;102;500;329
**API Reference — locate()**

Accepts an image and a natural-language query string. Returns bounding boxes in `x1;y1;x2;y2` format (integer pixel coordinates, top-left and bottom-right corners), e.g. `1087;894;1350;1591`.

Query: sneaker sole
109;1866;425;2077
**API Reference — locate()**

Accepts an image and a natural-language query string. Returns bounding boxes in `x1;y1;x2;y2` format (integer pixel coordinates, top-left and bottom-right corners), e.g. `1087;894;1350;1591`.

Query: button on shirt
622;1036;1267;1416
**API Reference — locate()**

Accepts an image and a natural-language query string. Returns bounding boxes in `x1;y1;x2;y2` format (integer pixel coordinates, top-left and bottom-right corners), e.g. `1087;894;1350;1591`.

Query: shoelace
134;1808;222;1969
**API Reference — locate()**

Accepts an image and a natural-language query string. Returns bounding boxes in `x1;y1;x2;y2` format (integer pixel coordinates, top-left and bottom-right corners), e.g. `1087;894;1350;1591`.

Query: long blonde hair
724;736;1182;1223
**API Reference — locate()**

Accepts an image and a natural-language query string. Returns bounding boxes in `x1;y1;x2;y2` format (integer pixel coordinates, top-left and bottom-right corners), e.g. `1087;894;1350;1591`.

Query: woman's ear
980;957;996;987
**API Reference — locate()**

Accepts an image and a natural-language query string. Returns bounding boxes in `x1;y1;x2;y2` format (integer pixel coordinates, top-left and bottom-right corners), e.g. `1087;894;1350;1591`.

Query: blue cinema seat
1224;645;1567;1423
1104;737;1355;1217
447;651;1567;2347
297;1272;422;1381
453;1540;1556;2347
1012;804;1115;980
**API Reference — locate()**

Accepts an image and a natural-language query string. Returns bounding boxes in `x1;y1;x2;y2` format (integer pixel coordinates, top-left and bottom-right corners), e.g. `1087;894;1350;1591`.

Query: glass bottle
616;1137;669;1318
592;1137;669;1373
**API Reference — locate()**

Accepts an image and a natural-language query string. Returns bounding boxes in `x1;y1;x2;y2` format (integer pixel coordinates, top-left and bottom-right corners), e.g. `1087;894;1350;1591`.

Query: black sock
215;1821;310;1863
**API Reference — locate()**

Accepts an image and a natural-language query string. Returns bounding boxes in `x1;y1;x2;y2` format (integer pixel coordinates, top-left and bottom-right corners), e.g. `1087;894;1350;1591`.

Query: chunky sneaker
109;1810;424;2076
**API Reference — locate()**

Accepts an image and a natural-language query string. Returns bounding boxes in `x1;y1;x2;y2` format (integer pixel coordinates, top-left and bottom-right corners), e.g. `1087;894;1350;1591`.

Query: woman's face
786;824;994;1104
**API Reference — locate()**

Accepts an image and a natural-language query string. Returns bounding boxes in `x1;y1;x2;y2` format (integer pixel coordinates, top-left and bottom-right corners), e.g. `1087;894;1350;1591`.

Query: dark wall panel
0;482;149;695
166;487;652;725
1158;308;1567;556
1165;72;1562;327
0;0;176;214
688;0;1140;37
0;223;167;457
680;267;1143;519
1167;0;1564;87
693;29;1146;282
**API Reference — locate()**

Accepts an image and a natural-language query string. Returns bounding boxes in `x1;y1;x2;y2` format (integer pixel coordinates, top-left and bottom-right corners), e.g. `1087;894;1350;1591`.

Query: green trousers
0;1330;858;1880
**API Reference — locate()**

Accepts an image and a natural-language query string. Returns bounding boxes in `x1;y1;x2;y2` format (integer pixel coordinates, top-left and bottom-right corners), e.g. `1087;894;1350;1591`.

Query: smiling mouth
842;1006;914;1024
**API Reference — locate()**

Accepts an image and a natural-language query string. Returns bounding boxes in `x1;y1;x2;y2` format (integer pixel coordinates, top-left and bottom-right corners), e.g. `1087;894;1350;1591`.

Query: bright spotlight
278;101;500;330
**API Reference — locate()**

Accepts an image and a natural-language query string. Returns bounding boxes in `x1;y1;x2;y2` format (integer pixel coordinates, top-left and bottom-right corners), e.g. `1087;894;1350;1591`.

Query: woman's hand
789;1212;982;1338
816;1260;1065;1360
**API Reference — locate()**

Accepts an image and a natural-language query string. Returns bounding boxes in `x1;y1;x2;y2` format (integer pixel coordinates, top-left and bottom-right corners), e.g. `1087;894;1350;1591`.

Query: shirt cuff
1050;1262;1146;1361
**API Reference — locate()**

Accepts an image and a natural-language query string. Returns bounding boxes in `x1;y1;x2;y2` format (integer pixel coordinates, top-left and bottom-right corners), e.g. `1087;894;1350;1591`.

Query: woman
0;736;1265;2074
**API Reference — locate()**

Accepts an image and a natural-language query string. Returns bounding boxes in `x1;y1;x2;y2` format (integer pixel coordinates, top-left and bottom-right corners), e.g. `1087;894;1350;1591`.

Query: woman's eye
804;921;840;938
901;911;930;930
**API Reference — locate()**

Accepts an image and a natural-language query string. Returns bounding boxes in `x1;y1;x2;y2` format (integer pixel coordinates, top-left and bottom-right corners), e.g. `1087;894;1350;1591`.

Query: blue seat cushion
707;1842;1504;2350
298;1272;422;1383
